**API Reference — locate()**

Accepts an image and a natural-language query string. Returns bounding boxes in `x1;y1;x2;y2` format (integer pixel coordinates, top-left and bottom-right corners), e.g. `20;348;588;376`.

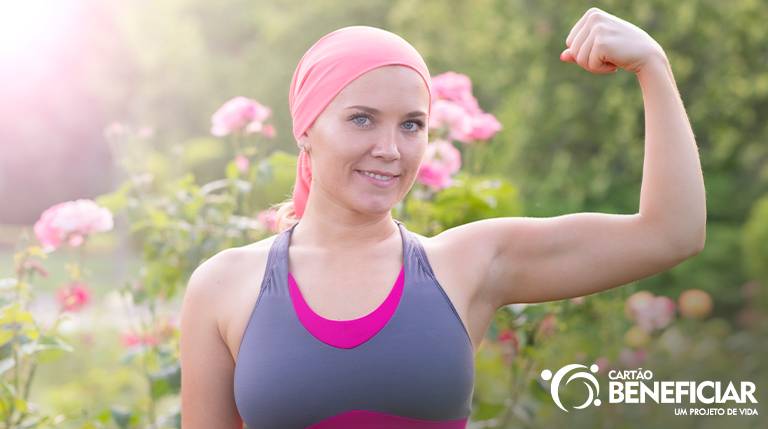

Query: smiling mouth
355;170;400;180
355;170;402;186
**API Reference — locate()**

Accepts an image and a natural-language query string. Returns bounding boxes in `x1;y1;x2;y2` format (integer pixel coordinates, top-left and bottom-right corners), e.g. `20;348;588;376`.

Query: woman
180;8;706;429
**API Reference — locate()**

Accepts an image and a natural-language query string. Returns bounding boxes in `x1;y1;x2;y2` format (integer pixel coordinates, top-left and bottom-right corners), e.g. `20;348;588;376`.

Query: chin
354;198;397;215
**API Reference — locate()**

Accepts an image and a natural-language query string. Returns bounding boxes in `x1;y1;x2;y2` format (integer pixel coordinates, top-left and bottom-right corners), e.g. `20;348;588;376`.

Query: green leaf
110;406;133;429
19;335;74;356
150;363;181;398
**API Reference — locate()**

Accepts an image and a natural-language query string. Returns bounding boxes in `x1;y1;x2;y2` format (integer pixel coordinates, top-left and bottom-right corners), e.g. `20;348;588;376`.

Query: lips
355;170;400;187
355;170;400;177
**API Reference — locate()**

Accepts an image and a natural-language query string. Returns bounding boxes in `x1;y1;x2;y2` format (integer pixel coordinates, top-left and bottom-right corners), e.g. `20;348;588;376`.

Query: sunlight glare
0;0;78;60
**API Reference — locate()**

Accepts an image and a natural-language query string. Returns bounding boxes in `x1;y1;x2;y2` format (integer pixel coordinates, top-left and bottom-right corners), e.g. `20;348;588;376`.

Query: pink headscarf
288;25;433;219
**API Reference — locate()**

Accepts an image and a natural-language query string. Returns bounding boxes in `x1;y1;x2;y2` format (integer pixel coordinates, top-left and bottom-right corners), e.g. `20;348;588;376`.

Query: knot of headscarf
288;25;433;219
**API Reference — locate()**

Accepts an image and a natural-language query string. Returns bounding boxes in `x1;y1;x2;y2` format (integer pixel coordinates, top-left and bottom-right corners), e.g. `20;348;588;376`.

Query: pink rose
424;139;462;173
429;100;474;142
417;164;453;191
121;332;160;348
626;291;676;332
56;281;91;312
120;333;141;347
429;96;501;144
432;72;480;114
235;154;250;173
210;96;272;137
430;72;502;143
417;140;462;191
34;199;114;251
625;291;654;320
468;112;502;140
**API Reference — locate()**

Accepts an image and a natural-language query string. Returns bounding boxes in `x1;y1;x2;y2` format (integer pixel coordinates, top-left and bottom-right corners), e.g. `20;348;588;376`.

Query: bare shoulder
407;226;491;294
426;222;500;308
184;234;279;339
186;234;278;293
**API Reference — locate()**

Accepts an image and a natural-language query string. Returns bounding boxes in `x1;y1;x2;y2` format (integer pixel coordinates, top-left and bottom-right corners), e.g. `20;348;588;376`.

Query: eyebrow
345;105;426;118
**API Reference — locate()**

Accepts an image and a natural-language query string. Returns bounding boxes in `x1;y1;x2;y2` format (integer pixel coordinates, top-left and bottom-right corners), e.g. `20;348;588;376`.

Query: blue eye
348;112;425;134
403;120;425;133
350;113;372;128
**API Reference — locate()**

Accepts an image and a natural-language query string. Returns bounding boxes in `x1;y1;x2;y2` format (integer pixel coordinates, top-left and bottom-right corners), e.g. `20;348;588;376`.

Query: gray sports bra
233;219;474;428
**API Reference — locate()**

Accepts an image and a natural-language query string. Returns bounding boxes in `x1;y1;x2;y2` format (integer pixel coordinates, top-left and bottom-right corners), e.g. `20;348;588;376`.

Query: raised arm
436;8;706;308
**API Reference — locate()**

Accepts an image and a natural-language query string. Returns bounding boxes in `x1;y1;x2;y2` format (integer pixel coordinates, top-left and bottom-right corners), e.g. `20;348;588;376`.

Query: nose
370;126;401;160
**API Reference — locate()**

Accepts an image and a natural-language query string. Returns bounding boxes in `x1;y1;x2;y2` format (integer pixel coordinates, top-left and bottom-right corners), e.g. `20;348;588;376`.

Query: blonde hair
270;197;300;233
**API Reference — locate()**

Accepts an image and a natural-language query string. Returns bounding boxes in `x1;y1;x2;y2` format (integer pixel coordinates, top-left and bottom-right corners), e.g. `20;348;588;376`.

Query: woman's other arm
180;250;243;428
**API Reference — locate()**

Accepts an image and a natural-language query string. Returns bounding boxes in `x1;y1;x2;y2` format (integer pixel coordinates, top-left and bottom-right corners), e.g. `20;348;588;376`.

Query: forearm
636;51;706;254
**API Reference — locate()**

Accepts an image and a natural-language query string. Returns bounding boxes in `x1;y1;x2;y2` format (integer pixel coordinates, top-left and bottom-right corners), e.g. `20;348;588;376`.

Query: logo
540;363;602;412
539;362;759;417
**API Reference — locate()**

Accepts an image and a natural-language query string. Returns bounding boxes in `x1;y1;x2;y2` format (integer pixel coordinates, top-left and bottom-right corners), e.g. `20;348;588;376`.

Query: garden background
0;0;766;428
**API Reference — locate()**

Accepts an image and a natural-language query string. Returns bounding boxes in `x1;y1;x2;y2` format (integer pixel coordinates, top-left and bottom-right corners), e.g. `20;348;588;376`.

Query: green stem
143;302;158;427
7;254;29;427
464;144;472;174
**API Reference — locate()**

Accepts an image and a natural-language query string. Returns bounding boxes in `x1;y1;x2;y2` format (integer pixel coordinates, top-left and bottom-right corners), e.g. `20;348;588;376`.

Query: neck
293;179;401;251
292;214;398;252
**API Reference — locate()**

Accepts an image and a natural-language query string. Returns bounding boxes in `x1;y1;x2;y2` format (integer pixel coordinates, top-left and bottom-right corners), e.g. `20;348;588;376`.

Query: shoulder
428;220;498;262
419;222;500;305
184;234;280;333
187;234;278;289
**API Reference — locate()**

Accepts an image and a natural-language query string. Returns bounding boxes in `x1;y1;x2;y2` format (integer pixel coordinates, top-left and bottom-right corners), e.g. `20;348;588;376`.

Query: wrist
636;47;670;78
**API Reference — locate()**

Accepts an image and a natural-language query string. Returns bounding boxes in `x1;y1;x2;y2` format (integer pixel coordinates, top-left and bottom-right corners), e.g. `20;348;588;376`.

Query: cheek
311;140;359;174
408;141;428;169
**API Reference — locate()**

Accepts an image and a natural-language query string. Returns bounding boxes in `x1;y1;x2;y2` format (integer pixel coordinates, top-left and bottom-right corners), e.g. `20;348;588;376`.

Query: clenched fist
560;7;667;75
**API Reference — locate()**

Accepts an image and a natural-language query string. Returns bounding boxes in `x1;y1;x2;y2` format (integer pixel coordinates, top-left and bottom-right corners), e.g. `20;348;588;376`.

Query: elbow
661;225;706;261
693;227;706;253
689;234;706;256
675;230;706;260
688;221;707;256
640;213;707;259
682;239;704;259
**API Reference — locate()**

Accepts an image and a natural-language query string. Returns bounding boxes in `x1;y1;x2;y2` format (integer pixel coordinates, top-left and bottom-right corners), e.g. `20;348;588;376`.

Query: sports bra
233;219;475;428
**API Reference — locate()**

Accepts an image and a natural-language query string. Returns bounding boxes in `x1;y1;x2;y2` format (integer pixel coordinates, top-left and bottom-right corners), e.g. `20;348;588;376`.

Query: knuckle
593;23;607;33
593;38;606;50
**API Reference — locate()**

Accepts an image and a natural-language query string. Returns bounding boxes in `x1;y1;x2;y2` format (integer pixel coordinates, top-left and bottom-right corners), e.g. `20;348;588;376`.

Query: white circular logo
541;363;602;412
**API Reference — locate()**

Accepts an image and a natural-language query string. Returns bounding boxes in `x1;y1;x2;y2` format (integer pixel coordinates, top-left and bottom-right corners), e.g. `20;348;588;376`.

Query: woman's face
301;65;430;216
